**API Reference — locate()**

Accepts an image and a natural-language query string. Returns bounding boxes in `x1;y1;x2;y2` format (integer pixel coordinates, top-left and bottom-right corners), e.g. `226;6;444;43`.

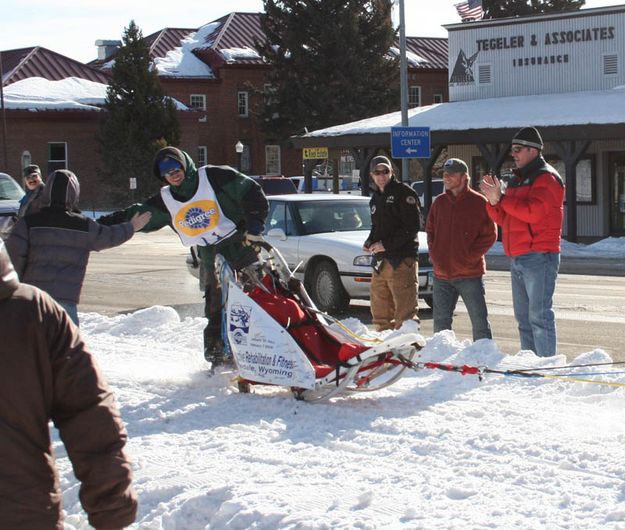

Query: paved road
81;229;625;362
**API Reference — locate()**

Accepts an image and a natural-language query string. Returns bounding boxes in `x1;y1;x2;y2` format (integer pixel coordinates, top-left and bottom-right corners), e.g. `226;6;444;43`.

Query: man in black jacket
363;155;421;331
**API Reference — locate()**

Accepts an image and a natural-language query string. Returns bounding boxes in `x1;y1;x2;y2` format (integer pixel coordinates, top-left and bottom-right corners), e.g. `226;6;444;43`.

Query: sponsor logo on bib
175;200;219;235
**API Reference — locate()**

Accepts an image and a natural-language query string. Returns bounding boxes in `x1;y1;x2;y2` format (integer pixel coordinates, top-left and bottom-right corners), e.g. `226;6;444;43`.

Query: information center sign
390;127;430;158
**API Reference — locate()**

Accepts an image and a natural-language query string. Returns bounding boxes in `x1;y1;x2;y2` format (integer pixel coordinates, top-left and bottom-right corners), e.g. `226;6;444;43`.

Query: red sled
220;244;424;402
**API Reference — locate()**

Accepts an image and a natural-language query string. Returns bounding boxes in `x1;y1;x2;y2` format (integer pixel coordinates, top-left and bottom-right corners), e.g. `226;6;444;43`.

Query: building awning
292;87;625;148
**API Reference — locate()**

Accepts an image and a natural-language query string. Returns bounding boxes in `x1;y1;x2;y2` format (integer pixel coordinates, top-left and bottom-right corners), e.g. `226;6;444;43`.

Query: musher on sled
99;147;268;369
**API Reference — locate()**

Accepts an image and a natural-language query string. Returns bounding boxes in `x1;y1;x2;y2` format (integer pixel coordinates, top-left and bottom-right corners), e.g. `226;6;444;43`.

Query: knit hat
158;157;183;177
370;155;392;172
23;164;41;178
512;127;543;150
442;158;468;174
153;147;189;181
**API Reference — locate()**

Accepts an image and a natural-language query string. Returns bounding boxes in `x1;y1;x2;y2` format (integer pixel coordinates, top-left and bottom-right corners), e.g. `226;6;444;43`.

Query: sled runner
217;243;424;402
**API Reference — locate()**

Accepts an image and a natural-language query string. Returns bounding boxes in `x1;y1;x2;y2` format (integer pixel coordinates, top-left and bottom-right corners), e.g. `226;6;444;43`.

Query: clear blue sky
1;0;622;64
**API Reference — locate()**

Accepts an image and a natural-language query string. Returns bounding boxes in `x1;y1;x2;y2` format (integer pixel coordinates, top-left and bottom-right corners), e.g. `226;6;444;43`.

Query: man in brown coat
0;239;137;529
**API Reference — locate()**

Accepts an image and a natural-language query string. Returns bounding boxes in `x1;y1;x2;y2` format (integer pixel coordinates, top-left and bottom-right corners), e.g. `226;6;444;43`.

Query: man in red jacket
480;127;565;357
426;158;497;341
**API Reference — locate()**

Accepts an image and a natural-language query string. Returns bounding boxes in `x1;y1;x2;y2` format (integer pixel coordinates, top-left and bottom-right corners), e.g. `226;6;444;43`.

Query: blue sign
390;127;431;158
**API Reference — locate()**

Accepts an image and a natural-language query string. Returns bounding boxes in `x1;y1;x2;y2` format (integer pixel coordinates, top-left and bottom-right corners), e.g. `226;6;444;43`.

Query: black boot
204;336;225;366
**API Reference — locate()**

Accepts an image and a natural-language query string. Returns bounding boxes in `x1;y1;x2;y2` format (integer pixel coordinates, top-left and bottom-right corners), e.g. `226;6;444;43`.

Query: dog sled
217;243;424;402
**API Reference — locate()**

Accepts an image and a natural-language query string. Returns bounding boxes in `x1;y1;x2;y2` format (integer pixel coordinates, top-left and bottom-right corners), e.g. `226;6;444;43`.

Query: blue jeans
433;276;492;341
59;301;79;327
510;252;560;357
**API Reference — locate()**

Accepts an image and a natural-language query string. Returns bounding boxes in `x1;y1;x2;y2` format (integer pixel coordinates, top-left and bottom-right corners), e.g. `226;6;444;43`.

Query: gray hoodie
6;170;135;304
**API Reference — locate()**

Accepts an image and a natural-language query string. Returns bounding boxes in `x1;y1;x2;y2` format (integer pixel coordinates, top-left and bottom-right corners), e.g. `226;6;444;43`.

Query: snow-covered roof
3;76;108;111
389;46;429;66
3;76;188;111
303;86;625;138
154;22;219;78
219;46;261;63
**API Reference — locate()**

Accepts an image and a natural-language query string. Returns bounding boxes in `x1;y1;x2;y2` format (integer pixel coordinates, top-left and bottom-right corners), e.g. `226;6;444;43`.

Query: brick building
1;11;448;208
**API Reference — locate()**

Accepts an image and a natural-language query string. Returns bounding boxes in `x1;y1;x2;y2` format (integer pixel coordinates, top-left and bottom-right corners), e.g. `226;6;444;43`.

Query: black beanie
512;127;543;150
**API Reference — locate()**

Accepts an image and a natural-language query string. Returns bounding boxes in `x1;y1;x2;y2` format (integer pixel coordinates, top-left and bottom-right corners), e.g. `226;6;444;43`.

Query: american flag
454;0;484;22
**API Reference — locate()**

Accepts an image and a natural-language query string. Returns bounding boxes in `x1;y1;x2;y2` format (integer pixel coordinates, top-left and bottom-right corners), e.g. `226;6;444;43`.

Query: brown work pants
370;257;419;331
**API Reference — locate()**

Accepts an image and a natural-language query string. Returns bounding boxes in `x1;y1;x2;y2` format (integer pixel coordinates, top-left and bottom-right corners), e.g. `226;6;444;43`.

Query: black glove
243;232;264;252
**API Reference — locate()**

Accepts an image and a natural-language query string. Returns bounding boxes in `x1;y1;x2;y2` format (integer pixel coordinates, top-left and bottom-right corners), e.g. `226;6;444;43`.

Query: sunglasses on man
163;168;183;178
372;168;390;176
510;146;527;154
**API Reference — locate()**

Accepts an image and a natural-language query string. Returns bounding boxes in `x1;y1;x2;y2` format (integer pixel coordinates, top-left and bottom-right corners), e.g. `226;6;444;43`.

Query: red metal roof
1;47;110;86
403;37;448;71
87;12;448;75
199;12;266;66
144;28;197;60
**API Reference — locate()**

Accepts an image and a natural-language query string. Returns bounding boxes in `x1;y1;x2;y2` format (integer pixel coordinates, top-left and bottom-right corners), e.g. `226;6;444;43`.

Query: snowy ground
57;306;625;529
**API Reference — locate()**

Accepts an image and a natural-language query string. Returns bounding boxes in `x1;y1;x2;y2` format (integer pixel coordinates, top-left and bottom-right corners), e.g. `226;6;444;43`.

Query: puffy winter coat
426;185;497;279
364;177;420;267
7;170;135;304
486;156;564;257
0;241;137;529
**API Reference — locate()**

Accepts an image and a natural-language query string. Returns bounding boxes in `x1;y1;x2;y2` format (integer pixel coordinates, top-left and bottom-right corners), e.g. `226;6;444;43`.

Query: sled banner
226;282;316;389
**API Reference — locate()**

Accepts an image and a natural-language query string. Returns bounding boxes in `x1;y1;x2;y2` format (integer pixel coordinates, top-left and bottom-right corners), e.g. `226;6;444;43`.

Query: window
264;83;277;106
240;144;251;173
265;145;281;175
48;142;67;174
237;91;249;117
21;150;32;173
189;94;206;110
478;64;492;85
545;155;595;205
198;146;207;167
433;93;444;104
408;86;421;108
603;53;618;76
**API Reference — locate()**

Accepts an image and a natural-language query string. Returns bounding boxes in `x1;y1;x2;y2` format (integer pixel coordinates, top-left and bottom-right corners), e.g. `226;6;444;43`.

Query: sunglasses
372;168;390;176
163;168;183;178
510;146;526;154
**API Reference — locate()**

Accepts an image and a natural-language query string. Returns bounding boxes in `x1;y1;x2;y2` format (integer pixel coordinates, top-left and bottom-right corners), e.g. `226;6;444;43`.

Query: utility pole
398;0;409;183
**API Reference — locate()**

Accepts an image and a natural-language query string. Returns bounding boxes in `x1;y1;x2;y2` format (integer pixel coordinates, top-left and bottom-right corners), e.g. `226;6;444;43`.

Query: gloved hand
243;232;265;252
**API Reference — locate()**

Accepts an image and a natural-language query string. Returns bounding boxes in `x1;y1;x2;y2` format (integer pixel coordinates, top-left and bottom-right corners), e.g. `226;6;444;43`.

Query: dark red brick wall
1;110;199;209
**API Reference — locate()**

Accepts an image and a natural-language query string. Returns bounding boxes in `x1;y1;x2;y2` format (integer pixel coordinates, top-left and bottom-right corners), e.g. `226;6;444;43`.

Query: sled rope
398;356;625;387
318;312;384;343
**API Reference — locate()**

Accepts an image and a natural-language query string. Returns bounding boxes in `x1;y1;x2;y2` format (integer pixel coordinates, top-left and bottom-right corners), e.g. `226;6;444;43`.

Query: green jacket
99;147;268;269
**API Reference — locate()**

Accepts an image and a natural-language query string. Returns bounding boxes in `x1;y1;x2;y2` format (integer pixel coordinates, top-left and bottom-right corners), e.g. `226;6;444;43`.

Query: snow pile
55;307;625;529
3;77;108;111
154;22;220;77
389;46;430;66
489;236;625;258
220;47;262;63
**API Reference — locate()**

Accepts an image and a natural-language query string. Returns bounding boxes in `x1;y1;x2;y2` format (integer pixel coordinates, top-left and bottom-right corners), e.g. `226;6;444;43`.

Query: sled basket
220;244;424;402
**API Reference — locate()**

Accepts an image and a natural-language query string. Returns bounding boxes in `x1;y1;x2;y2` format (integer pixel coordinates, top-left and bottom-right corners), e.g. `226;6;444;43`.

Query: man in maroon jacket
480;127;565;357
426;158;497;341
0;239;137;529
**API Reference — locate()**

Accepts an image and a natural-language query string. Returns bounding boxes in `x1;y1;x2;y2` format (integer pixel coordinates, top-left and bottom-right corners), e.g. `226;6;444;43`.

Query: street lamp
235;140;244;172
